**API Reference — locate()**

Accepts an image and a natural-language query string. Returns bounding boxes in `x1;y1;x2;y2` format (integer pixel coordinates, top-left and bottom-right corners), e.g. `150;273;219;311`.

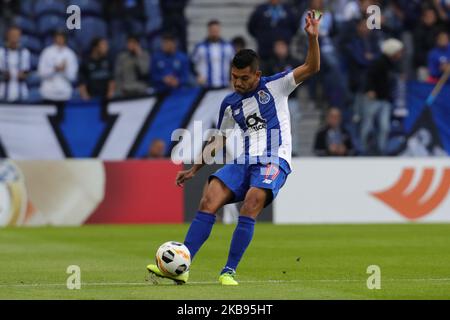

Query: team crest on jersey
257;90;271;104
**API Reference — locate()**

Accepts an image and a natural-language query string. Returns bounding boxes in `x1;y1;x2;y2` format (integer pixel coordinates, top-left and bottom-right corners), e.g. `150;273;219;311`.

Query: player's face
231;66;261;94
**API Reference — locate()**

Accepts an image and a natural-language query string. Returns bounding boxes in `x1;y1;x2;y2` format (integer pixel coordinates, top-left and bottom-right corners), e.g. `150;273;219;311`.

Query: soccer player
147;10;321;285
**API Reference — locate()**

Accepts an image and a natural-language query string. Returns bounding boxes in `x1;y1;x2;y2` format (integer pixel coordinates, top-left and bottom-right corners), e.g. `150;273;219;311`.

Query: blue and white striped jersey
0;47;30;101
217;70;300;173
192;40;234;88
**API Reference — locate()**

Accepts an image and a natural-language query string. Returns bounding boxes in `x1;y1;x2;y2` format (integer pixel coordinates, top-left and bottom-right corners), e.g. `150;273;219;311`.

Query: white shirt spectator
330;0;352;23
0;47;30;101
192;40;234;88
38;44;78;101
343;0;363;21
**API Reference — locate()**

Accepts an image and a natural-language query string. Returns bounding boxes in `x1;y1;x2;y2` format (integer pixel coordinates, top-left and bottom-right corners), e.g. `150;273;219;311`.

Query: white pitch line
1;278;450;288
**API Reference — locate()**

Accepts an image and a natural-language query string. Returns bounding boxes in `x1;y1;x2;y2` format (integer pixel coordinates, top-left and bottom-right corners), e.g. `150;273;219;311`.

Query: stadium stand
0;0;449;157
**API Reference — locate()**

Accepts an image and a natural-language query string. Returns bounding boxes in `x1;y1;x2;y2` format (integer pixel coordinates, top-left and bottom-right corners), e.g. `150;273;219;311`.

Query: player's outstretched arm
175;135;226;187
293;10;321;85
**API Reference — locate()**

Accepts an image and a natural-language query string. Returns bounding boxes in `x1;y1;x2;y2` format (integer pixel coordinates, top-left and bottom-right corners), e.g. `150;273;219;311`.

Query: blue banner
404;81;450;154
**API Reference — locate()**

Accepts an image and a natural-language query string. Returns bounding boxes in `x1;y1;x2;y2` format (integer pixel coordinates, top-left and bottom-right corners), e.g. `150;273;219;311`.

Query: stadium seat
70;0;103;17
67;37;79;52
13;16;37;36
34;0;67;17
20;0;36;17
109;32;127;58
26;72;41;88
74;17;107;53
30;53;40;70
20;35;43;54
37;14;66;36
129;19;145;36
144;0;162;34
27;87;42;103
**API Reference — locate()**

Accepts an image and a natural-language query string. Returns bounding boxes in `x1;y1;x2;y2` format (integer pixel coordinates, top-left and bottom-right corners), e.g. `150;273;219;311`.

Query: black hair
127;34;139;42
231;36;246;48
436;29;449;42
53;29;67;39
161;32;177;42
90;37;105;53
207;20;220;27
232;49;259;71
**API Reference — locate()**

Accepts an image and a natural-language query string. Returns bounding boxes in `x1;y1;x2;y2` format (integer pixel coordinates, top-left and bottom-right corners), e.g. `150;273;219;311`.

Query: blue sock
221;216;256;274
184;211;216;260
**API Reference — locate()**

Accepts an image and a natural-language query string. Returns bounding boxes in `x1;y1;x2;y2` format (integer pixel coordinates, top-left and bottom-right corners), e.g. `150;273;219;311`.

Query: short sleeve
217;99;236;136
264;71;300;97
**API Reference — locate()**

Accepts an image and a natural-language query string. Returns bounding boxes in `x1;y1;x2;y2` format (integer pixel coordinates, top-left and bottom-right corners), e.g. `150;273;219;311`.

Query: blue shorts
209;160;290;206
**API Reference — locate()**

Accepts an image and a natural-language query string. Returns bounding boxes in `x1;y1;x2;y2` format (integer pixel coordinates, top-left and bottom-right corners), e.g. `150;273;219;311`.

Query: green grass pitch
1;224;449;299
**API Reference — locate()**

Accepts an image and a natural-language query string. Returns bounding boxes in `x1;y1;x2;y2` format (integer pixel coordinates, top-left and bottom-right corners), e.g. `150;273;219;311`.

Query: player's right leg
183;177;234;259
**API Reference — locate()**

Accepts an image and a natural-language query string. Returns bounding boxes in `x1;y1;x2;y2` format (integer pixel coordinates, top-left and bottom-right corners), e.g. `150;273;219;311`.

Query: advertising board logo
0;160;27;226
372;167;450;220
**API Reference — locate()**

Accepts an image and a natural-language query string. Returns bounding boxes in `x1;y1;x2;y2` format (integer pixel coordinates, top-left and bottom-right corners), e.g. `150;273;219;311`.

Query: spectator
381;0;408;38
314;107;354;156
151;33;189;93
38;31;78;103
247;0;298;59
0;26;30;102
361;38;404;155
330;0;353;30
79;38;115;100
160;0;189;52
344;18;380;93
146;139;166;158
434;0;450;23
192;20;234;89
342;0;373;22
262;39;302;155
427;30;450;84
413;7;443;79
115;35;150;97
231;36;247;53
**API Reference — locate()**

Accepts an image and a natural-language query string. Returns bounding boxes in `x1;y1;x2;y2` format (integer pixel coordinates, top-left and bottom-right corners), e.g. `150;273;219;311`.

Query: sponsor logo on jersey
245;113;266;132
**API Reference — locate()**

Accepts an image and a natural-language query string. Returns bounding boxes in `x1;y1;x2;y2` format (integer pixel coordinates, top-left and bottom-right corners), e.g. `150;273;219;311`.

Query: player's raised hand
304;10;322;38
175;169;196;187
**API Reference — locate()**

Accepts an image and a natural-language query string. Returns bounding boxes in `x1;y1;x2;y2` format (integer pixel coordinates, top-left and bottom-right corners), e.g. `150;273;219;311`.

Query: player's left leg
219;162;289;286
219;187;268;285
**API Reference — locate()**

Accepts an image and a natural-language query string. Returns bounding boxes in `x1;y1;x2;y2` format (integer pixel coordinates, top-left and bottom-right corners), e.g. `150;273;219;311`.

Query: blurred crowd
0;0;449;156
